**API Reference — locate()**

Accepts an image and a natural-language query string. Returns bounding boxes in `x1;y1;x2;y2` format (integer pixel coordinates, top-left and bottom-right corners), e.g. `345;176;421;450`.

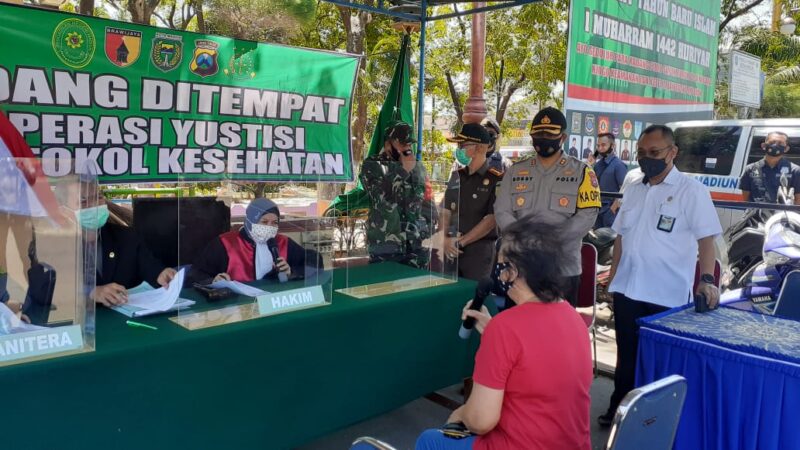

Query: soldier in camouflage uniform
360;121;430;268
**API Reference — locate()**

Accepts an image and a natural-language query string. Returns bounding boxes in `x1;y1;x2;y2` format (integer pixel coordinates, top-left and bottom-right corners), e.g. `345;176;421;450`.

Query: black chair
132;197;230;267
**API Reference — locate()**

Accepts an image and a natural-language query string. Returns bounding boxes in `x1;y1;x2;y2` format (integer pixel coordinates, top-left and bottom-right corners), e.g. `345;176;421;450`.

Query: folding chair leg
592;327;598;377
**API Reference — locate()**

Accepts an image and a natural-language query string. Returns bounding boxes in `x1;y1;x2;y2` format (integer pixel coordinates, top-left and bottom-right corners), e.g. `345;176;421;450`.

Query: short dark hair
499;220;566;303
640;124;674;144
597;132;615;142
766;131;790;143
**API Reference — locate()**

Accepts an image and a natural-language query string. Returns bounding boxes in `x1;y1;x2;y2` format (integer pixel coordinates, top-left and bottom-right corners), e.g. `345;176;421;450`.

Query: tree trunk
445;71;464;130
195;0;206;33
496;74;524;125
78;0;94;15
316;7;373;203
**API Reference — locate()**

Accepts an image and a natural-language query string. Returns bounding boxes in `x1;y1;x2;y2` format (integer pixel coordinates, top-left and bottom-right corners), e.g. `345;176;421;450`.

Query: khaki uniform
494;152;600;277
443;161;504;280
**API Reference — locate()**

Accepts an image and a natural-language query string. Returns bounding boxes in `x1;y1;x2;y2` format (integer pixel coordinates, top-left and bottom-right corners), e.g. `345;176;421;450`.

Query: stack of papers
111;268;196;318
0;302;47;335
209;280;268;297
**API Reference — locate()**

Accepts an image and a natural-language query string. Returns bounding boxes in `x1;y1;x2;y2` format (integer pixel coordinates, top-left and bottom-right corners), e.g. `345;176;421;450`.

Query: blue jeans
415;429;476;450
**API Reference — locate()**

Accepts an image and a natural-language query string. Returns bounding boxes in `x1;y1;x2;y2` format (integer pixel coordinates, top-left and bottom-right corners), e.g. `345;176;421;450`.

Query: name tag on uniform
657;214;675;232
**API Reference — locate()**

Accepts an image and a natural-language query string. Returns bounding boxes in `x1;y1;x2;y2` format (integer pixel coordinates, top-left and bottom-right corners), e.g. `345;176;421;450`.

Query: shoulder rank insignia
559;158;567;166
488;167;504;177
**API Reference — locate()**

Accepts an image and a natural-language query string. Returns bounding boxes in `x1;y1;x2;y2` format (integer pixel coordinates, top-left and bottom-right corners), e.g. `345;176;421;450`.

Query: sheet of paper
126;268;186;312
0;302;47;335
209;280;267;297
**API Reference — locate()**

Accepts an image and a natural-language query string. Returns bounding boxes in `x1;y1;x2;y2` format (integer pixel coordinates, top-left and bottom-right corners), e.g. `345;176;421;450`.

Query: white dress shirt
609;167;722;307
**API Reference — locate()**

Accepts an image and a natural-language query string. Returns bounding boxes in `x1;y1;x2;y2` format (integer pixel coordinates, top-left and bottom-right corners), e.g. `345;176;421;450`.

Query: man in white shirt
598;125;722;426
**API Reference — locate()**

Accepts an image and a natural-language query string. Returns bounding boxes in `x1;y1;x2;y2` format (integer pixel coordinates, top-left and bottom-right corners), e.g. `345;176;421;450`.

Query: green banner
565;0;721;124
0;4;359;183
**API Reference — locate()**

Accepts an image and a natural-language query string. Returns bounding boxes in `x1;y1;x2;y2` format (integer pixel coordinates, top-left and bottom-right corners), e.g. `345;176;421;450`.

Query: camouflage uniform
360;153;430;268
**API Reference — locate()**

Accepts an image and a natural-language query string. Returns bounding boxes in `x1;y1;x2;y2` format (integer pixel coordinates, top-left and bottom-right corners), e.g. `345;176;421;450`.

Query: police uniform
443;160;504;280
494;108;600;305
740;158;800;203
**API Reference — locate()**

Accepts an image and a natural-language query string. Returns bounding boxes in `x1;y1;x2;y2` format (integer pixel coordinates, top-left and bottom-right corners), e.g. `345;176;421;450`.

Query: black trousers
607;293;669;414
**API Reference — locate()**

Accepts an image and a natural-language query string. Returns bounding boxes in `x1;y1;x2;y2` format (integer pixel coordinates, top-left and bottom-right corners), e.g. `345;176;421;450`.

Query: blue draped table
637;305;800;450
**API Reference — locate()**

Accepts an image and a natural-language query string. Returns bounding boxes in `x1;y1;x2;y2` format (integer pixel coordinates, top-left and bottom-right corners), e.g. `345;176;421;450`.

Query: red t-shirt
473;301;592;450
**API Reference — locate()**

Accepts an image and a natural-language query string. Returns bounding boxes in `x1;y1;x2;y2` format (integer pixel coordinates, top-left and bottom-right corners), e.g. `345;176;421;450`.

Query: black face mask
532;137;561;157
599;146;614;157
491;262;514;296
766;143;786;157
638;157;668;181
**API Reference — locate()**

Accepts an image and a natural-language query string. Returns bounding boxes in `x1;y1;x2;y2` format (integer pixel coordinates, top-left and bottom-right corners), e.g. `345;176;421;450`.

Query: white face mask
250;223;278;244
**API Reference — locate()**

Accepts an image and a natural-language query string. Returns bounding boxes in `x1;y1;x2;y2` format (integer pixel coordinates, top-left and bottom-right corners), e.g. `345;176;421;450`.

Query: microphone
267;238;288;283
459;278;494;339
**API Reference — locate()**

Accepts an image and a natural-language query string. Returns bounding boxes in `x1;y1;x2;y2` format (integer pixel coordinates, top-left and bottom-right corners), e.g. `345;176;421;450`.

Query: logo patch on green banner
105;27;142;68
190;39;219;78
151;32;183;72
52;18;95;68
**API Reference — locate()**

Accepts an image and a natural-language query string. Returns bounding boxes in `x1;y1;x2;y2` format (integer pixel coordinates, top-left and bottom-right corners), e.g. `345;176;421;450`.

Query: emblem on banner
190;39;220;77
612;119;621;137
571;113;582;134
105;27;142;68
52;18;96;69
598;116;610;135
151;33;183;72
584;114;595;134
623;120;633;138
224;45;257;80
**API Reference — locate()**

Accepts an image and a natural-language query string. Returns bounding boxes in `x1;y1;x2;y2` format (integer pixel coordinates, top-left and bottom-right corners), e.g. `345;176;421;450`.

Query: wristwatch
700;273;716;285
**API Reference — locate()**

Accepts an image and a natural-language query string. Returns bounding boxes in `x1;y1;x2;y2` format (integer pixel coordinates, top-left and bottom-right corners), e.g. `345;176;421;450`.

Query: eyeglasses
637;144;673;159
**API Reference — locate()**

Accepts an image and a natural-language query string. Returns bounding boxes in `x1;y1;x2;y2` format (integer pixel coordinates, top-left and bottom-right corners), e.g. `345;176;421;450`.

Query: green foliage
204;0;316;42
758;83;800;117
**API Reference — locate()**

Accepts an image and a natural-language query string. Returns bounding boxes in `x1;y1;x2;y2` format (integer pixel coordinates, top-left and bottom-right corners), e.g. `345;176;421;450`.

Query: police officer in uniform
494;107;600;306
361;120;430;268
441;123;504;280
740;131;800;204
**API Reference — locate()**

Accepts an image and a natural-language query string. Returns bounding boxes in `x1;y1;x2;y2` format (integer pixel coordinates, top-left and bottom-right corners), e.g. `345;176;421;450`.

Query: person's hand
610;199;621;214
5;301;31;323
91;283;128;306
697;282;719;309
399;148;416;172
444;237;464;260
157;268;177;287
276;257;292;276
214;273;231;283
447;405;465;425
462;300;492;334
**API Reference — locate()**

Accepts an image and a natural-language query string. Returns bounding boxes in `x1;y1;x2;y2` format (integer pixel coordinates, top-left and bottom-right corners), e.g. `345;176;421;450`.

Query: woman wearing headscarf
188;198;308;284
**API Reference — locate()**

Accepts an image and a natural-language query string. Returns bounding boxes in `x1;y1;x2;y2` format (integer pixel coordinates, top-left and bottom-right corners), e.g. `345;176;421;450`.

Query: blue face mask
455;148;473;166
76;205;109;230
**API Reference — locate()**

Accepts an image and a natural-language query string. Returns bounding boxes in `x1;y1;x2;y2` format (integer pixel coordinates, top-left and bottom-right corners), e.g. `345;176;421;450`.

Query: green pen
126;320;158;331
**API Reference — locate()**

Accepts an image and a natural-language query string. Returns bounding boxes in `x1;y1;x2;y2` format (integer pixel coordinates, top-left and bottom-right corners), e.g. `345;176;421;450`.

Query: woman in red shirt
416;220;593;450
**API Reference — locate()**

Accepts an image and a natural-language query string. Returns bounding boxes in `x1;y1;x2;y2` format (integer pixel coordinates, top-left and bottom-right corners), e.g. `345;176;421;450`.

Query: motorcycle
721;210;800;305
722;173;795;290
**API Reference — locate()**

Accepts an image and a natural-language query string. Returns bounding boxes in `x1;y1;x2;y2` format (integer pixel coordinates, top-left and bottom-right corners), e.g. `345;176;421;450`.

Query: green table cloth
2;263;478;450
